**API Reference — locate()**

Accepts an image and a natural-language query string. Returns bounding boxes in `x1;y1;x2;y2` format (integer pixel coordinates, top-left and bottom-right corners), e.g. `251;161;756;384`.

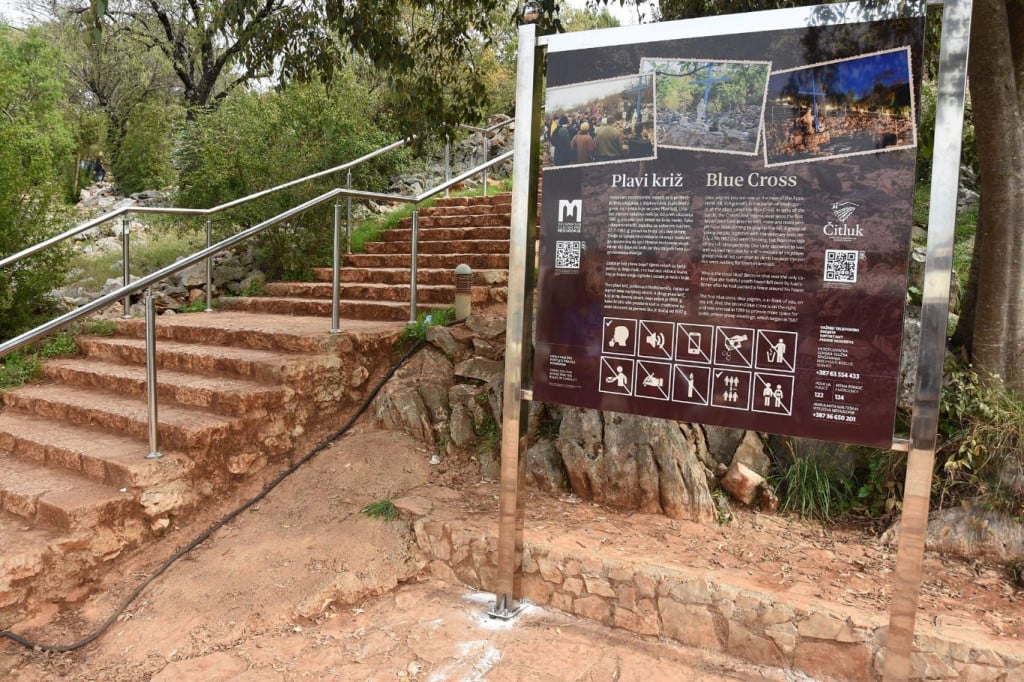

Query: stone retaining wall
412;517;1024;681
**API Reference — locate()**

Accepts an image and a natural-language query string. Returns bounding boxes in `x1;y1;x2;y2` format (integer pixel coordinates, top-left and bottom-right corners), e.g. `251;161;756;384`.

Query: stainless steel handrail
0;138;411;271
0;149;513;358
445;116;515;198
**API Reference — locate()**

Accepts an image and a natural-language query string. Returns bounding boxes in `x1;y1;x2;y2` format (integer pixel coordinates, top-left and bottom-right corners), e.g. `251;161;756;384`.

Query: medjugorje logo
824;200;863;241
557;199;582;232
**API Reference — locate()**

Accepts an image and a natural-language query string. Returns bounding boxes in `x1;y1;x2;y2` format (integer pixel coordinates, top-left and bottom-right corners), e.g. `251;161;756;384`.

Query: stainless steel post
409;209;419;323
144;288;162;459
491;22;543;620
346;169;353;255
444;138;451;198
883;0;971;678
331;201;342;334
204;218;213;312
121;218;131;317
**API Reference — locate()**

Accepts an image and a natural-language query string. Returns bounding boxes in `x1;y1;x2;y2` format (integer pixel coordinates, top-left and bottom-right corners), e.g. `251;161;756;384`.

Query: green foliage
39;331;79;358
771;455;855;524
854;451;906;519
68;223;204;289
474;408;501;456
712;488;733;525
937;363;1024;517
0;28;75;342
83;318;118;336
0;352;42;390
916;78;978;183
176;79;408;279
396;307;456;352
362;498;400;521
111;101;182;194
1010;557;1024;589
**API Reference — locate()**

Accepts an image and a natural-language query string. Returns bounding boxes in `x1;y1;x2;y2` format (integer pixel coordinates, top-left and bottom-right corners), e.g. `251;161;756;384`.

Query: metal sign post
883;0;972;677
492;21;544;619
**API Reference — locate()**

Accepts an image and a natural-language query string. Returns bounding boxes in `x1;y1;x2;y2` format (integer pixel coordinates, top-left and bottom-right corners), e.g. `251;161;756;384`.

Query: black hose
1;337;427;653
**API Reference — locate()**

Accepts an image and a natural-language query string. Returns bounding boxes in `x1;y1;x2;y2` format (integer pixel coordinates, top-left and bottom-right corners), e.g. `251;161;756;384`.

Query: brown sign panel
532;9;925;448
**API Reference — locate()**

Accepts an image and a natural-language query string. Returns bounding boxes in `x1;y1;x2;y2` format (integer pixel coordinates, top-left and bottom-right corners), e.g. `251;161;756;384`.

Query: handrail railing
0;147;514;457
445;116;514;198
0;138;411;271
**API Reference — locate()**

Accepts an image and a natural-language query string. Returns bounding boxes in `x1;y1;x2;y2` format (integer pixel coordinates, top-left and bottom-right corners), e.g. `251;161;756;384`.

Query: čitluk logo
823;200;863;242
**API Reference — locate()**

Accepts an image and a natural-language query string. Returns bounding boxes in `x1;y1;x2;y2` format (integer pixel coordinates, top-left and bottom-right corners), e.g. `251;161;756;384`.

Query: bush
111;101;182;195
771;452;856;524
176;77;409;280
0;28;75;342
937;362;1024;517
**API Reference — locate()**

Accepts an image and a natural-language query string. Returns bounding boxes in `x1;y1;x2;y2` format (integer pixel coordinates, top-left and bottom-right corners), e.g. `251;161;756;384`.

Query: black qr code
555;241;582;270
824;249;858;283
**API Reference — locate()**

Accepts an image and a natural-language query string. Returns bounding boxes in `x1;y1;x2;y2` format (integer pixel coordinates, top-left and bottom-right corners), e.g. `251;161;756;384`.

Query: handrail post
204;218;213;312
483;132;490;198
331;201;342;334
121;218;131;317
409;208;419;323
444;137;451;198
144;288;162;459
346;169;353;255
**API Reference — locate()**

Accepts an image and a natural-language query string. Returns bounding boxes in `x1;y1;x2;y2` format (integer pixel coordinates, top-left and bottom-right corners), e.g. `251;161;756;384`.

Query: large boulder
556;408;716;521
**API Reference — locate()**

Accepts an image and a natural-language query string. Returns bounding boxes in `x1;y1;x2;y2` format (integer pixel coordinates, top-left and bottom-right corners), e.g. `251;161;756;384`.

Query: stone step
0;412;192;488
114;312;402;354
413;204;513;218
2;384;267;457
264;282;491;304
0;510;58;610
427;194;511;209
362;239;509;256
77;336;304;384
0;452;135;533
314;267;509;287
218;296;450;321
41;358;286;416
343;253;509;270
382;226;510;242
397;213;510;229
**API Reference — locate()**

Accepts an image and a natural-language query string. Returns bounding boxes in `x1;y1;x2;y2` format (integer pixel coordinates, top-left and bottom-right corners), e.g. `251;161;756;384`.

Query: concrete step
426;194;511;210
382;227;510;242
0;412;192;488
41;358;287;416
218;296;450;321
314;267;509;287
77;336;305;383
114;312;402;354
342;253;509;270
362;239;509;255
0;452;135;533
264;282;491;304
2;384;263;457
397;213;510;229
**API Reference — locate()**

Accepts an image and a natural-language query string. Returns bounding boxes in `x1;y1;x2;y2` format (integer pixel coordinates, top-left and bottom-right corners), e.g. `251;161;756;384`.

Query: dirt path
0;421;1020;680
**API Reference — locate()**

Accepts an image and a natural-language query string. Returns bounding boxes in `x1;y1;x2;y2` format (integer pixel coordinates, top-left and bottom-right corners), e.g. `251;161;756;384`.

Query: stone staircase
220;194;512;320
0;192;512;620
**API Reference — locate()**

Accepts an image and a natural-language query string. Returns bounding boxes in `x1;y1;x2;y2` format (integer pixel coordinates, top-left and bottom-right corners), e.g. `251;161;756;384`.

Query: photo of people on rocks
764;48;916;166
543;73;656;169
643;58;770;156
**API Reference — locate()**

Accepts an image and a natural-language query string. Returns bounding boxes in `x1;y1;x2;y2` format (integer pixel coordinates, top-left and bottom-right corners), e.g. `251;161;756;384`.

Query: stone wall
412;516;1024;682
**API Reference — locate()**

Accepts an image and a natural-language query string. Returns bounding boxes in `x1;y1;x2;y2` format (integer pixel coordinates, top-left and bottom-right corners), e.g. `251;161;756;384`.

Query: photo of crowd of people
764;48;916;166
543;73;656;168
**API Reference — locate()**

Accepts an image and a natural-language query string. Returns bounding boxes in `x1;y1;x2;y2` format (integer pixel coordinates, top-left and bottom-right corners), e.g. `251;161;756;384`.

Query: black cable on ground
1;336;428;654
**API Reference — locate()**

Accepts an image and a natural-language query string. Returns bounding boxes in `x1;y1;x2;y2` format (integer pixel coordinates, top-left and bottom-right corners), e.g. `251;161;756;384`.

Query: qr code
555;240;582;270
824;249;858;283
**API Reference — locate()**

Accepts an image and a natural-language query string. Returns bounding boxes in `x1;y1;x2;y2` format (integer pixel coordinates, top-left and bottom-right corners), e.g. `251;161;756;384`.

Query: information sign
533;5;926;448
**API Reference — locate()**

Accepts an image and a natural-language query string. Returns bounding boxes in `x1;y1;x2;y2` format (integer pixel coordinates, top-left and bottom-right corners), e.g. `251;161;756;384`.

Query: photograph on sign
764;47;917;167
531;1;925;448
543;73;657;168
642;58;770;155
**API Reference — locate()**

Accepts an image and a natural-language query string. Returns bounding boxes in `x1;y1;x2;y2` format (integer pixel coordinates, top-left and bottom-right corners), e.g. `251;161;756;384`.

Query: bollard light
454;264;473;321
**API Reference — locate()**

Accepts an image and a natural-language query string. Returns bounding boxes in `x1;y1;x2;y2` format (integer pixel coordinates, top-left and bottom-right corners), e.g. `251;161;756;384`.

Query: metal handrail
445;116;515;198
0;149;513;359
0;138;411;271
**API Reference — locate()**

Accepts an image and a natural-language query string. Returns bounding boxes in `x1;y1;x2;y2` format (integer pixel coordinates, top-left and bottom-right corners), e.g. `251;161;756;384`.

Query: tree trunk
964;0;1024;390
